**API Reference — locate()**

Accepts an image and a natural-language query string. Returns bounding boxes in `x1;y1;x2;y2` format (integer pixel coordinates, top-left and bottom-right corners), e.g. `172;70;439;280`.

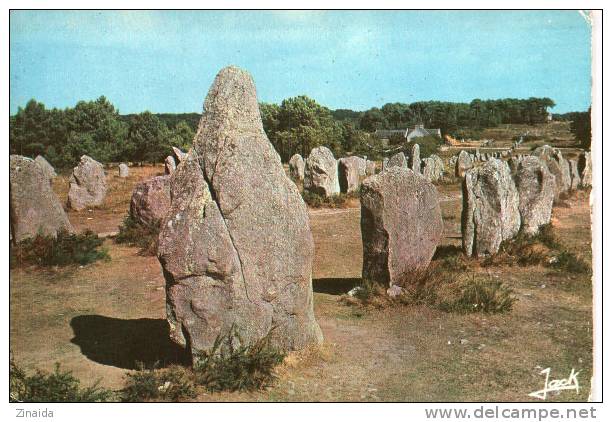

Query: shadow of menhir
312;277;361;295
70;315;191;370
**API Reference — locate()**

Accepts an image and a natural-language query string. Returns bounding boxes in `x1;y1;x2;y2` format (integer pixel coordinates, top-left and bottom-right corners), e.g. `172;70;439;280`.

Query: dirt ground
10;164;593;402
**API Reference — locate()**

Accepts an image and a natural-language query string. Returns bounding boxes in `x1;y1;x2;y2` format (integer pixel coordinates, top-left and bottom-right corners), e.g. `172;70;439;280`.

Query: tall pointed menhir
157;66;322;362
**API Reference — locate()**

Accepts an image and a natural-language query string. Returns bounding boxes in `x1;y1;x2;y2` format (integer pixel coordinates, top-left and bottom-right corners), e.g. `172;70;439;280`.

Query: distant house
375;125;441;142
405;124;442;141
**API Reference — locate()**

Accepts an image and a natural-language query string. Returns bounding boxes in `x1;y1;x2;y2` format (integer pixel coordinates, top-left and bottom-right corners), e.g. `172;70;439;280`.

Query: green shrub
408;135;443;158
10;359;113;402
10;230;109;268
551;251;591;274
193;325;285;392
122;364;195;402
115;215;160;255
342;269;516;315
350;278;380;302
301;190;357;208
439;278;517;314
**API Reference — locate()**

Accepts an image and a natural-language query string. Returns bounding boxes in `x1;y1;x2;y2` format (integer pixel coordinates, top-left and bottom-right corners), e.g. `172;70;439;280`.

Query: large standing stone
455;150;473;177
67;155;107;211
158;66;322;359
569;159;581;190
409;143;421;174
532;145;571;199
361;167;443;287
289;153;305;182
366;160;376;176
387;152;407;169
338;156;366;194
165;155;176;175
462;159;520;257
578;151;592;187
119;163;129;178
10;155;73;243
421;156;445;182
130;175;171;227
515;156;555;235
34;155;56;181
304;146;340;197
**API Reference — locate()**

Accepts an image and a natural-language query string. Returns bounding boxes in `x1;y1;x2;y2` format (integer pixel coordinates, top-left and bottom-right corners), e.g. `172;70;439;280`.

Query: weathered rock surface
382;158;389;172
387;152;407;169
462;159;520;257
165;155;176;175
304;146;340;197
10;155;73;242
361;167;443;287
172;146;187;163
422;154;444;182
158;66;322;359
532;145;571;199
289;153;305;182
455;150;473;177
515;156;555;235
578;151;592;187
130;175;171;227
338;156;366;193
409;143;421;174
67;155;107;211
366;160;376;176
34;155;56;181
119;163;129;178
569;159;581;190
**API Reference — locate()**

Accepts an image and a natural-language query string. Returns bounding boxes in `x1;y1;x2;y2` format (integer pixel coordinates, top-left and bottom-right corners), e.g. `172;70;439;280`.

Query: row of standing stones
9;66;593;364
9;153;132;242
288;142;445;199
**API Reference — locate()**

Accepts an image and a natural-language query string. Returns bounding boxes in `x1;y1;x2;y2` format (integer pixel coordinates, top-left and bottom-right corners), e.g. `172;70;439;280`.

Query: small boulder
455;150;473;177
130;175;171;227
289;153;305;182
10;155;73;242
119;163;129;178
304;146;340;197
462;159;520;257
361;167;443;287
67;155;107;211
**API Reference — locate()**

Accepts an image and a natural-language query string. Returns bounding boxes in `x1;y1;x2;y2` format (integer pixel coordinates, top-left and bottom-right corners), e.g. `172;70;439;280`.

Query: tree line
9;97;196;169
357;98;556;134
11;95;576;169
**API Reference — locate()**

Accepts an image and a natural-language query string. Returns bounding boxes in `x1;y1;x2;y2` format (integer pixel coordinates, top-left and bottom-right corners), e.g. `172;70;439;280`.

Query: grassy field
10;145;593;401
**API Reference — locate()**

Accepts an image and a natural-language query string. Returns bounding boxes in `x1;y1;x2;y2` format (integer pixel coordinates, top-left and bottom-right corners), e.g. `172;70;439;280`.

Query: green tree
62;96;127;165
168;120;195;151
570;108;591;150
125;112;170;163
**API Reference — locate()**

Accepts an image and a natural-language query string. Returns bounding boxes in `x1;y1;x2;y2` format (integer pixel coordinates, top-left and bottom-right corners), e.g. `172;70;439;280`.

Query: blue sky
10;10;592;114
